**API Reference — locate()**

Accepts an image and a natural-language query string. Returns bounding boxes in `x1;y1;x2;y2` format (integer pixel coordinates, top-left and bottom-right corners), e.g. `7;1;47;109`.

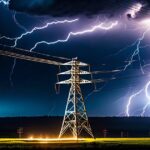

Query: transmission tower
57;58;94;139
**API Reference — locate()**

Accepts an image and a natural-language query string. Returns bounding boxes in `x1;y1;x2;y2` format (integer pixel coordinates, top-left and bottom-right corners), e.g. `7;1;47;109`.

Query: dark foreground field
1;116;150;138
0;138;150;149
0;117;150;149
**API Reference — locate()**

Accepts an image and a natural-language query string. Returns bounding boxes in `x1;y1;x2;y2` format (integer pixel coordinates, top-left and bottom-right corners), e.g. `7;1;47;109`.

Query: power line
0;44;71;61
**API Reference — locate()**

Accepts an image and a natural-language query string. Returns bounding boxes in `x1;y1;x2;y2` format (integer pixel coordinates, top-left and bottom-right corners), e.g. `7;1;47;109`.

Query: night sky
0;0;150;117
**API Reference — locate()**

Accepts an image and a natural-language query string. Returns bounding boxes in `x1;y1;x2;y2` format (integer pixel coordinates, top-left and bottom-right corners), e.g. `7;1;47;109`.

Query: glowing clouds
30;21;118;51
141;19;150;28
126;3;143;19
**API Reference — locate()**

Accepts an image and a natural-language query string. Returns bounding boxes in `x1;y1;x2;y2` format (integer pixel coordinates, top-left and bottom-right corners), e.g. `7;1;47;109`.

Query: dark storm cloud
9;0;150;18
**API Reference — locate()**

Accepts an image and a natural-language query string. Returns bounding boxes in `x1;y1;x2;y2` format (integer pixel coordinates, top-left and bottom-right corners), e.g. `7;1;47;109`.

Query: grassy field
0;138;150;149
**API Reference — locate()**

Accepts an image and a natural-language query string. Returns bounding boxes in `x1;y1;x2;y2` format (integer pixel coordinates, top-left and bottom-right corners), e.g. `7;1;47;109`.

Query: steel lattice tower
57;58;94;139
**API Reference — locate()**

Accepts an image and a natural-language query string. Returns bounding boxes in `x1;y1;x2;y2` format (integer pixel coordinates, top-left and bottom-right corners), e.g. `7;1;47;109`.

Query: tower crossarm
57;79;92;84
0;50;62;66
61;59;89;66
58;69;91;75
58;58;94;138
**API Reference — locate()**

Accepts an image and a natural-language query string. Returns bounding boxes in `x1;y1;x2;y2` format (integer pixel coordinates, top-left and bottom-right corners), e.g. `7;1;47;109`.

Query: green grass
0;138;150;149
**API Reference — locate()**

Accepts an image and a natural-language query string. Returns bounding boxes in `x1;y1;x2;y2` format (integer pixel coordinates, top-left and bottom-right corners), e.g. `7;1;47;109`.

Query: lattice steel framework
0;48;94;139
57;58;94;139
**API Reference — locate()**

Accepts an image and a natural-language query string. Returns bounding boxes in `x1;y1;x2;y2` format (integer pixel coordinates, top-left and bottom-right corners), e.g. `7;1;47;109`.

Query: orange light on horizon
27;136;85;141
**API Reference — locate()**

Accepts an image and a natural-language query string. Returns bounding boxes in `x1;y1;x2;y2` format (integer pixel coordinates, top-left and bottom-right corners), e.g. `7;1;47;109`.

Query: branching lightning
0;0;19;88
0;18;79;47
0;36;16;41
1;0;150;117
127;81;150;117
30;21;118;51
126;89;143;117
123;28;150;74
0;17;78;87
141;81;150;116
124;24;150;116
12;18;79;47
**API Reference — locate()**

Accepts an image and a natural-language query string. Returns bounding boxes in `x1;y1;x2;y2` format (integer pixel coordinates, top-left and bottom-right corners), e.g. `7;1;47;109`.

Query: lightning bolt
0;0;19;88
127;80;150;117
0;18;79;47
12;18;79;47
0;0;26;89
126;89;143;117
141;81;150;116
108;24;150;117
123;28;150;74
0;36;16;41
13;12;27;32
9;58;16;87
125;73;150;117
0;18;78;86
124;25;150;116
30;21;118;51
125;71;150;117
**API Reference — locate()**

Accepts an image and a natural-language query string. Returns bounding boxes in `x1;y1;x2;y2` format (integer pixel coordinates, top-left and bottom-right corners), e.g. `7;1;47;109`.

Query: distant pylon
57;58;94;139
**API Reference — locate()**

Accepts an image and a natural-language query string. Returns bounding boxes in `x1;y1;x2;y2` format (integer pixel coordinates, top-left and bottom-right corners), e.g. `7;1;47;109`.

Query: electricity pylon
57;58;94;139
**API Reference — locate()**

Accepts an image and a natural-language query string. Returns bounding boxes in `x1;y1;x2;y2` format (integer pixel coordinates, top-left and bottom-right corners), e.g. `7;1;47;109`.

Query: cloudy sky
0;0;150;117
